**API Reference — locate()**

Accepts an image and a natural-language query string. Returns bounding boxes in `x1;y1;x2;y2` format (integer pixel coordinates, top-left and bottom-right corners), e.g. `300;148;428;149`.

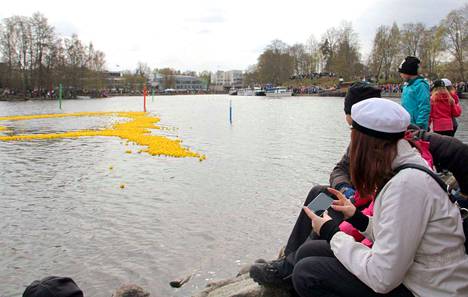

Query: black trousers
283;185;414;297
284;185;328;263
292;240;414;297
434;130;455;137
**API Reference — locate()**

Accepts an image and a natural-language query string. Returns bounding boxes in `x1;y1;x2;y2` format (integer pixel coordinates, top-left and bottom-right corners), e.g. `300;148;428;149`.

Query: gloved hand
342;187;356;203
337;184;355;200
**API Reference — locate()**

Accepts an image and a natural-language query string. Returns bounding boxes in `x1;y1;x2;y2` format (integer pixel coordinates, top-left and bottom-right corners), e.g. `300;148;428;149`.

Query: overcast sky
1;0;465;72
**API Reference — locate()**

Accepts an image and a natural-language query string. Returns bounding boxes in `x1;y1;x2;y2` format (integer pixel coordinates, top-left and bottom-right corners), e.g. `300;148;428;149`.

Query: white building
211;70;244;88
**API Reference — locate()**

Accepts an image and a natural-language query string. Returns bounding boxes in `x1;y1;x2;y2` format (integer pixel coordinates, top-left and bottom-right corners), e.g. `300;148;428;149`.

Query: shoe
249;258;293;288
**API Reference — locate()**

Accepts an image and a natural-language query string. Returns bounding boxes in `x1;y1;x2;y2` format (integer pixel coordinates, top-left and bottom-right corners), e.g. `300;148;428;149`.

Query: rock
192;257;292;297
192;247;292;297
170;273;193;288
192;273;291;297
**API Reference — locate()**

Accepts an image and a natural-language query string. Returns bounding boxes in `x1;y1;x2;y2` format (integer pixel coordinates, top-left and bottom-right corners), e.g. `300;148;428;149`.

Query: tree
333;22;361;80
306;34;322;73
441;5;467;81
256;40;294;85
158;67;176;89
289;43;311;75
369;23;400;81
319;27;340;72
30;12;54;88
0;12;108;96
418;26;445;78
400;23;426;57
198;70;211;89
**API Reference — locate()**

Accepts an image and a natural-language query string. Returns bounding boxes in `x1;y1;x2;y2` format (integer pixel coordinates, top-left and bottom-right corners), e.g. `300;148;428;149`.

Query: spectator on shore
23;276;83;297
399;56;430;130
442;78;463;135
429;79;461;137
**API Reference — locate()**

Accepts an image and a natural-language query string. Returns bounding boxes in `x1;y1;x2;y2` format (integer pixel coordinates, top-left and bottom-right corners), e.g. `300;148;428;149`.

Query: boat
237;87;265;96
254;87;266;96
265;87;293;97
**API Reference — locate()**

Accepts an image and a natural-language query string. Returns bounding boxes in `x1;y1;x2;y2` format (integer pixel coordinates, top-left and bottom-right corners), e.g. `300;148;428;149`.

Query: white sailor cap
351;98;410;140
441;78;452;87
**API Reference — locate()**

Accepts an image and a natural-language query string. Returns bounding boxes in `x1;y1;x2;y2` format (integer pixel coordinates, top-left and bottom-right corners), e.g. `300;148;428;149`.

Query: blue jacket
400;76;430;130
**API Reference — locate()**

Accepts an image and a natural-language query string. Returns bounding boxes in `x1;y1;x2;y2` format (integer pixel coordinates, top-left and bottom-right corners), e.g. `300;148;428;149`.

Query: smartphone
307;192;335;216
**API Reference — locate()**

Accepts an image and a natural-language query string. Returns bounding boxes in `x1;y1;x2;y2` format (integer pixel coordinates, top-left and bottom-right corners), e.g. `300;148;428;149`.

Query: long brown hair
349;129;399;197
431;87;452;103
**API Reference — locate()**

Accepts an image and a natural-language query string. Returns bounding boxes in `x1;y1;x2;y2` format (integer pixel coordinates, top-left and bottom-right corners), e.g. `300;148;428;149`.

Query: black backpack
395;163;468;253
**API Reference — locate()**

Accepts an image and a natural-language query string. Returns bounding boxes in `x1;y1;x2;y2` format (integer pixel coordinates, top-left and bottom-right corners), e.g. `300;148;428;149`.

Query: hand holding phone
307;193;334;216
307;192;344;223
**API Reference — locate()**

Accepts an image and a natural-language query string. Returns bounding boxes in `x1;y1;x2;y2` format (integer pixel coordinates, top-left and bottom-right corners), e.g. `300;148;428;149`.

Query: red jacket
430;92;461;132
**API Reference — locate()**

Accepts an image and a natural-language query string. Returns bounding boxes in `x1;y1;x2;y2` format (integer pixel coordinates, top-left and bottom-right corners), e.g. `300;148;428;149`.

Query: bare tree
441;5;467;81
400;23;426;57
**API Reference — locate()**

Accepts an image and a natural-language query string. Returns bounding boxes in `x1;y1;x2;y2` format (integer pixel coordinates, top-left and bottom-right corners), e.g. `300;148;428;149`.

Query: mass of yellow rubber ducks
0;111;205;161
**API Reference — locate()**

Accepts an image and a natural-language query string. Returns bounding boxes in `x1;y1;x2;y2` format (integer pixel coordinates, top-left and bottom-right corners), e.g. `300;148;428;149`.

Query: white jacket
330;140;468;297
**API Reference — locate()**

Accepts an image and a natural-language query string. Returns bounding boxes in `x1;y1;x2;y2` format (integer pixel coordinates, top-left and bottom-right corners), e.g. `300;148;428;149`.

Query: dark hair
349;129;398;197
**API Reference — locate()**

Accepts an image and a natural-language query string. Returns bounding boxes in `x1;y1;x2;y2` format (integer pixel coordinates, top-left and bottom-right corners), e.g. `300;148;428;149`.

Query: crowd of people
249;55;468;297
379;83;402;94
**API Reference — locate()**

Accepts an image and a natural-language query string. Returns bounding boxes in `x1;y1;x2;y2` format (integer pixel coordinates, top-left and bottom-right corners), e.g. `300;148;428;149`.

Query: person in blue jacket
399;56;430;130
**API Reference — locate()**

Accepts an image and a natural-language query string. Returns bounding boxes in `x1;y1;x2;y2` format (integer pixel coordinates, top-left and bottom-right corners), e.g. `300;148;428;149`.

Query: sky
1;0;465;72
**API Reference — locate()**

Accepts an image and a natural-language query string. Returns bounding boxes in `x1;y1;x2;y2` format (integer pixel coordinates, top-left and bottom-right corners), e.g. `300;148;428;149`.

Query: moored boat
237;87;265;96
265;87;293;97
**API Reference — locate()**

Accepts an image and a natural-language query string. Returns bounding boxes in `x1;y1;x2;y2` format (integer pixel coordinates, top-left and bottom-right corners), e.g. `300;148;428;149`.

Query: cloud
53;20;79;37
187;14;226;23
197;29;211;35
355;0;466;53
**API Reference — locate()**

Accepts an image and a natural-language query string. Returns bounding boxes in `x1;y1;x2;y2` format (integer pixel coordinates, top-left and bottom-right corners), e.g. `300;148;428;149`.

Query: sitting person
293;98;468;296
23;276;83;297
249;82;382;288
249;85;468;294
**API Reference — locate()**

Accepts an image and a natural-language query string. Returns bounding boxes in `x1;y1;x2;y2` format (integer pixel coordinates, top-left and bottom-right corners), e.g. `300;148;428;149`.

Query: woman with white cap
429;79;461;136
294;98;468;297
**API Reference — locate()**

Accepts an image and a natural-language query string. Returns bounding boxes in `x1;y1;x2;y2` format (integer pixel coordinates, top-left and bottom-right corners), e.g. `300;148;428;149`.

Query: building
211;70;244;89
174;75;205;90
225;70;243;88
154;74;207;91
104;71;125;90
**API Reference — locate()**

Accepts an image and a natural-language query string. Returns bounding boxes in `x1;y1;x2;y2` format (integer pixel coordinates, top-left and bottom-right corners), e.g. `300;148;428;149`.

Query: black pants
292;240;414;297
284;185;414;297
284;185;328;263
434;130;455;137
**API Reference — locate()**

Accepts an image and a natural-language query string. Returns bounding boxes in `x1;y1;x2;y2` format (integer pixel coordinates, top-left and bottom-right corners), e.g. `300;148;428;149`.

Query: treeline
0;12;106;93
246;5;467;85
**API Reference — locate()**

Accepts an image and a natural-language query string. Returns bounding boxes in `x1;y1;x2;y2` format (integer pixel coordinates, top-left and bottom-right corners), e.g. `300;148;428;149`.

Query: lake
1;95;467;296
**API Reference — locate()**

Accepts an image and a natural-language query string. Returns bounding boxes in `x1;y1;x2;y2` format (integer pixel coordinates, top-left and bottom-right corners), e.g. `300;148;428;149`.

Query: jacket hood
391;139;428;170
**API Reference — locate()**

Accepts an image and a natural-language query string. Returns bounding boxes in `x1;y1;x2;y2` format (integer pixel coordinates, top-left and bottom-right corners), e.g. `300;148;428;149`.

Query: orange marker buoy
143;85;147;112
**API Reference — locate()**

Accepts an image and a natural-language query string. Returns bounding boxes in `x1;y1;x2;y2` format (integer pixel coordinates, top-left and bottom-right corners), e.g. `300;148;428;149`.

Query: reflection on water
1;95;467;297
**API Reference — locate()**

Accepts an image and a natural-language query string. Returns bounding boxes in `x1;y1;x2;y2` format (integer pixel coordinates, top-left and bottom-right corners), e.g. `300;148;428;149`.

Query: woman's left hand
302;207;332;235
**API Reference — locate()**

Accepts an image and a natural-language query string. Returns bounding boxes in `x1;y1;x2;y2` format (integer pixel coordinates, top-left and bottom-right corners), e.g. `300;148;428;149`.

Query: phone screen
307;192;334;216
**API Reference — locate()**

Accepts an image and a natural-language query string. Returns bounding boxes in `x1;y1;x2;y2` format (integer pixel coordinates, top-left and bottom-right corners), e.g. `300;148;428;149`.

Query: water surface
1;95;467;296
